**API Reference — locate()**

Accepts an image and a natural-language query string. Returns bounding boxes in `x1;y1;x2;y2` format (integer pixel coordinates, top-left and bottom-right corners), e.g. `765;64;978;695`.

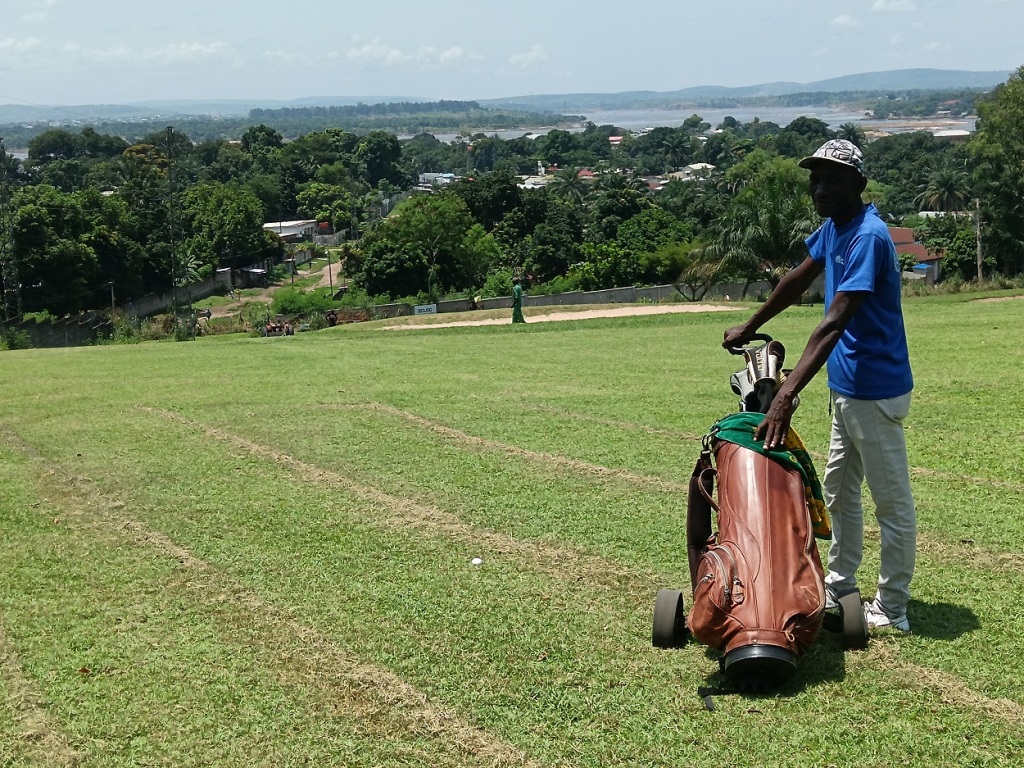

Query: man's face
807;163;865;223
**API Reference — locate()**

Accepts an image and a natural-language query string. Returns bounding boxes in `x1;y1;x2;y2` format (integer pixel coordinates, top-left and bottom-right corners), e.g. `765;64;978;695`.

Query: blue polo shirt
806;203;913;400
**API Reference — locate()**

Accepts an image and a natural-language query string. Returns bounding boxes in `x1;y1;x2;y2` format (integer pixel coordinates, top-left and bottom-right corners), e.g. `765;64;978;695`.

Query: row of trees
349;68;1024;302
3;67;1023;318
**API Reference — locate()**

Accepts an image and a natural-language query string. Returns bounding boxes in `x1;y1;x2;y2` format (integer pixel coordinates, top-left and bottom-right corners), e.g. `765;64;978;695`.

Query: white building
263;220;317;242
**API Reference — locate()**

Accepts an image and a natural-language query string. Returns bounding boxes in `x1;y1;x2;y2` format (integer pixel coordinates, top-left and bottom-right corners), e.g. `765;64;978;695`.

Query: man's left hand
755;391;798;449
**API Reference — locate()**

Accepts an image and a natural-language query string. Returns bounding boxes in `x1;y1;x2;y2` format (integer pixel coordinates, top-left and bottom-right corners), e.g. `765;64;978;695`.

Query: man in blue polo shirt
723;138;916;632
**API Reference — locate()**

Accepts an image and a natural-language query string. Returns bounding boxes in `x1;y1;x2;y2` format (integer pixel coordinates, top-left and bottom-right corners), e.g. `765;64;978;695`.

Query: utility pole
975;197;983;283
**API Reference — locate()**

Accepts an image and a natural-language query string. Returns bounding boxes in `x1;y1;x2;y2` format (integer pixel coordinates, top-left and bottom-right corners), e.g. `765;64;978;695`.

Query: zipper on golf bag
696;543;745;609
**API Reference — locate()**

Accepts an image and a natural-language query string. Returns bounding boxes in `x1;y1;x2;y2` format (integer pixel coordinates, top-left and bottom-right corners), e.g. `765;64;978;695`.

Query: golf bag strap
687;449;715;590
698;468;719;512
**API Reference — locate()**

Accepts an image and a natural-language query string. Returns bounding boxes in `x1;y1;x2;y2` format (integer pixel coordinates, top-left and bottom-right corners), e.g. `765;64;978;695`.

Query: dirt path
973;295;1024;303
316;259;346;290
208;257;347;319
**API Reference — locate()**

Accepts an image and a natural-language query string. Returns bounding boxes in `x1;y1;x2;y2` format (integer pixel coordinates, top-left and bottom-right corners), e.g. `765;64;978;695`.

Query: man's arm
722;256;823;348
758;289;865;448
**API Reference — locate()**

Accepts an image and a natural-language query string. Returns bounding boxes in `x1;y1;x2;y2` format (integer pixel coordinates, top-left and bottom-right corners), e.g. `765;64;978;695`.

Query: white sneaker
864;598;910;632
824;585;838;612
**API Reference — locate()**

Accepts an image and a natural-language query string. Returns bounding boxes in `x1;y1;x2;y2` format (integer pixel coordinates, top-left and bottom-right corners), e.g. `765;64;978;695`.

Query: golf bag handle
727;333;774;356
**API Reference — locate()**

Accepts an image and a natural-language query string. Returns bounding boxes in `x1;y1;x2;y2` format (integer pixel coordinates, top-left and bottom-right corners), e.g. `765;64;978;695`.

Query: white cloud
922;41;947;51
831;14;862;28
345;39;480;69
440;46;467;63
509;44;546;69
0;37;43;53
890;34;903;44
58;41;234;67
871;0;916;11
143;42;231;63
347;39;410;66
265;48;321;67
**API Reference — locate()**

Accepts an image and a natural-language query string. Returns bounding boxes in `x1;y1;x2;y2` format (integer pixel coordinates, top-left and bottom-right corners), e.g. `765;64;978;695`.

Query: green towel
708;412;831;540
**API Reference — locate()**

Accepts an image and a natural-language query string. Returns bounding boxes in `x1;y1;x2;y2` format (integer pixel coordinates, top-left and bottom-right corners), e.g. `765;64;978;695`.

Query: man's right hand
722;324;757;350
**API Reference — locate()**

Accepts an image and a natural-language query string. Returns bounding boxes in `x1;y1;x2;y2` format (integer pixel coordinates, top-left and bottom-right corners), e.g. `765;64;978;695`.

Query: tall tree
348;194;497;298
180;182;270;271
837;122;867;148
10;185;101;314
703;158;817;288
915;167;971;212
545;167;589;204
355;130;407;188
971;66;1024;275
448;169;523;231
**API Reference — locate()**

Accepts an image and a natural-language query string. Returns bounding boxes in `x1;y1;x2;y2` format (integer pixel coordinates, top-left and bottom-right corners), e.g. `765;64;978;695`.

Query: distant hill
0;69;1011;126
0;96;428;124
0;103;162;124
479;68;1013;111
129;95;426;116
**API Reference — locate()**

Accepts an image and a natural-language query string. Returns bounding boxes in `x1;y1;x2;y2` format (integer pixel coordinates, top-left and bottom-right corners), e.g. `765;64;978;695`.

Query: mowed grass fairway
2;294;1024;767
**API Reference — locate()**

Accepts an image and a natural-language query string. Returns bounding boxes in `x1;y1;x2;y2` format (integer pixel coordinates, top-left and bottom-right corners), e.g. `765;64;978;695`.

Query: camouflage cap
799;138;867;178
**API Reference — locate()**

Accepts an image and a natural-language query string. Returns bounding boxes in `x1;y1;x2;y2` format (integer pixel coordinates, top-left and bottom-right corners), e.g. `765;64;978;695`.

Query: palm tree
661;131;693;170
704;173;818;289
546;166;589;204
594;171;649;195
915;168;971;212
837;122;867;148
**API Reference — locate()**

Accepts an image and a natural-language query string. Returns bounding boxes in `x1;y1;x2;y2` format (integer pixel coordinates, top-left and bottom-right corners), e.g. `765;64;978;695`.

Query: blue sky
0;0;1021;106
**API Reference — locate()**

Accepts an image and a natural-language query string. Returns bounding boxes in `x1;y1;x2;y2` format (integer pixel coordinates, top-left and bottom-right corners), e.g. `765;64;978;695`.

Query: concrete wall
6;313;111;349
369;282;788;317
125;269;232;318
475;282;777;311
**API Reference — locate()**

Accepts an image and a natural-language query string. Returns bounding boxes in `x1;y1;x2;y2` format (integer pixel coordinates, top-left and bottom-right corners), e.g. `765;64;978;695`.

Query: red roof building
889;226;942;284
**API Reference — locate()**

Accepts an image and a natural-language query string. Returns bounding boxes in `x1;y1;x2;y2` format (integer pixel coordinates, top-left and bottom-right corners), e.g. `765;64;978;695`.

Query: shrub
529;272;584;296
270;286;337;316
480;270;514;298
1;327;32;351
111;312;140;344
21;310;57;324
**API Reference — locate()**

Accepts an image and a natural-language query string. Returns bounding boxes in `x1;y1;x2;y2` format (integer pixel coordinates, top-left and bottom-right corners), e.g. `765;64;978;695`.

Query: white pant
823;392;916;615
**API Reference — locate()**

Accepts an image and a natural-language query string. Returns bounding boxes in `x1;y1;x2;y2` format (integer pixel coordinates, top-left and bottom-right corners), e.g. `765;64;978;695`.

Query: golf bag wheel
838;590;869;650
652;589;688;648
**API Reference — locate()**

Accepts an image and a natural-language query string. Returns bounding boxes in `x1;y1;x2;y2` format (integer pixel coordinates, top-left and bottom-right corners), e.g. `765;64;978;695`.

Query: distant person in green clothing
512;276;526;324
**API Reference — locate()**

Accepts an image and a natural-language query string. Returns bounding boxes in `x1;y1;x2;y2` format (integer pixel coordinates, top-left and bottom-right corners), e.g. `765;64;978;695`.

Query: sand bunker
383;303;735;330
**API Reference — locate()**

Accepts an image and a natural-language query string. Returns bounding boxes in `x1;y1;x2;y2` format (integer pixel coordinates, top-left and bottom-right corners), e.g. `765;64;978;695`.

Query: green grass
2;293;1024;766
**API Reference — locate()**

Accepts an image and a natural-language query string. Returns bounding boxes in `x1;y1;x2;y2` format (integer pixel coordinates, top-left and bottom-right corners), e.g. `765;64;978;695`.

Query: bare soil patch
973;295;1024;303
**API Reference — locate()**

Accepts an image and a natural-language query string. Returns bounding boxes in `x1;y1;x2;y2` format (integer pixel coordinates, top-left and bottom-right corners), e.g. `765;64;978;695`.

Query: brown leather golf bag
652;334;865;689
685;439;825;686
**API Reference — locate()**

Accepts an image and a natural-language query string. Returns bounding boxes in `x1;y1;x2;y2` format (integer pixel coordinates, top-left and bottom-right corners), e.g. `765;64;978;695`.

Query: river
411;106;976;143
4;108;975;155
